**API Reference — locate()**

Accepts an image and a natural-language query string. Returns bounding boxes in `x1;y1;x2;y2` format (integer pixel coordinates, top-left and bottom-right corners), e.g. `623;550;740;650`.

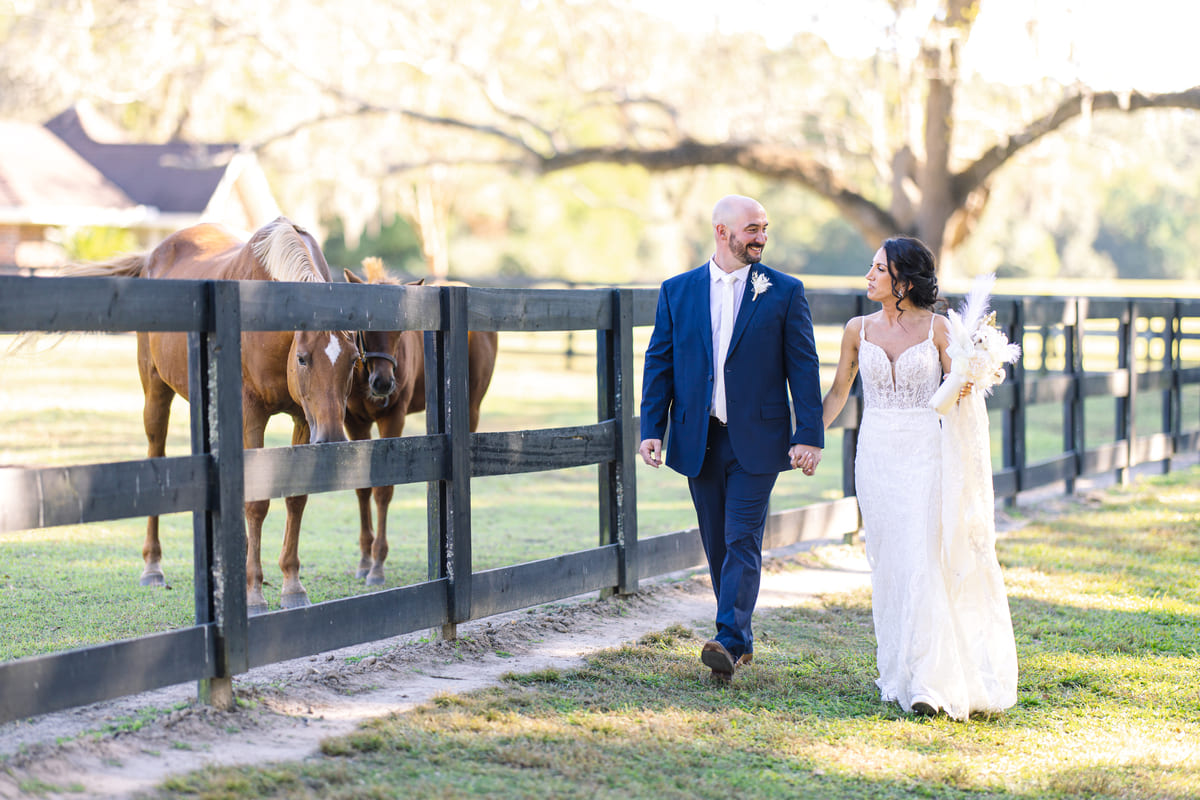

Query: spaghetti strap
860;316;867;343
927;315;936;340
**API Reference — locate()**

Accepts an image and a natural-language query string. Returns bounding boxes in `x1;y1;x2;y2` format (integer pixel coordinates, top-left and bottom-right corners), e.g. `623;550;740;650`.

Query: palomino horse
59;218;358;613
343;258;498;585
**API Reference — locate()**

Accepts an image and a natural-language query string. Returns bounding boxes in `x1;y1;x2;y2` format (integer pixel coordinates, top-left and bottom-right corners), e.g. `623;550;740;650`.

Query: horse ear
344;268;365;284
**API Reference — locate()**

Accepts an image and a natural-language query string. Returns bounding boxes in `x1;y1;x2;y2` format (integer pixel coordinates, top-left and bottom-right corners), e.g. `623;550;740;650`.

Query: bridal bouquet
930;273;1021;416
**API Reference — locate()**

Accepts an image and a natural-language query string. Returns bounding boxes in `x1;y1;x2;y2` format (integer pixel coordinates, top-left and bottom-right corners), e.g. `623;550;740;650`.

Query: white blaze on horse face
323;334;343;367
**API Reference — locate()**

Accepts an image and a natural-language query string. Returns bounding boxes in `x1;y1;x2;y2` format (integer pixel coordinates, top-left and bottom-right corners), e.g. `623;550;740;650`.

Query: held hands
790;444;821;476
639;438;663;468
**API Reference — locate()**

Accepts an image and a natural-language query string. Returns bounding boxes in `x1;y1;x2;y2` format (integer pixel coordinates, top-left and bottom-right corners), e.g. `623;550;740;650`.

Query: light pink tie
713;273;736;423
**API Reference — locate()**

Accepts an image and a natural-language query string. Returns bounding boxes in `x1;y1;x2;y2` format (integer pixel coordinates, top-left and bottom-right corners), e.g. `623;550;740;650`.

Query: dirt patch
0;539;874;799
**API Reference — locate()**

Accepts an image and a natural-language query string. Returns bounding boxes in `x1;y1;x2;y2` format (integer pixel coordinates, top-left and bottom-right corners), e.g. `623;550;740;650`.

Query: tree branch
955;86;1200;204
535;140;902;243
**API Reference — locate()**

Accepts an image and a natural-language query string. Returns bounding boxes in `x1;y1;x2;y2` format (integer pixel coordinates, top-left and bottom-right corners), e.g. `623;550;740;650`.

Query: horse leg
366;484;393;586
139;336;174;587
279;494;309;608
365;411;406;586
244;498;270;615
278;418;311;609
242;403;270;614
344;417;376;580
354;487;375;580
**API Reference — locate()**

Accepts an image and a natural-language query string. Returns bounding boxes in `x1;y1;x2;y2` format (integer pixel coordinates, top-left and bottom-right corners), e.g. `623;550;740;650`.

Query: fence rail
1;275;1198;724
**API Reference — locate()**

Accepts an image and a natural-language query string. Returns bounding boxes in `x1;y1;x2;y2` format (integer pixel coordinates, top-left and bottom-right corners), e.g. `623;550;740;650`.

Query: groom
639;194;824;682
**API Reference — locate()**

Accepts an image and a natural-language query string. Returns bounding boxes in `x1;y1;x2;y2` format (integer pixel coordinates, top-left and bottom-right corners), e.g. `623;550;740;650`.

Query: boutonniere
750;271;772;301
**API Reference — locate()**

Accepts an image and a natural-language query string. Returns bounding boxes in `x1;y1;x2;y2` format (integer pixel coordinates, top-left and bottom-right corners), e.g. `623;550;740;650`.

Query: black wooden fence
1;276;1198;724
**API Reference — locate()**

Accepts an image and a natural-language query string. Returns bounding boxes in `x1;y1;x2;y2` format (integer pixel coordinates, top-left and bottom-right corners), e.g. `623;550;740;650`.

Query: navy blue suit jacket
639;263;824;477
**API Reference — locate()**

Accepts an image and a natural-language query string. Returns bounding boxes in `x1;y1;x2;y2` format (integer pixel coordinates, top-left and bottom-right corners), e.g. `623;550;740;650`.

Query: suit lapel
728;267;765;355
691;265;715;367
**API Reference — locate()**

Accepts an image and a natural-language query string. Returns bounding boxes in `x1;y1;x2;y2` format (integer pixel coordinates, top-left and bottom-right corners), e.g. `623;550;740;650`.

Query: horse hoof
139;572;165;588
355;566;370;580
280;591;310;610
365;569;385;587
247;602;269;617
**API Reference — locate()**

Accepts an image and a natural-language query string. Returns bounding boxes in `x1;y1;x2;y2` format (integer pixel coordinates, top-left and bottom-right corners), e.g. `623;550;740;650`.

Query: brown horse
59;218;358;613
344;258;498;585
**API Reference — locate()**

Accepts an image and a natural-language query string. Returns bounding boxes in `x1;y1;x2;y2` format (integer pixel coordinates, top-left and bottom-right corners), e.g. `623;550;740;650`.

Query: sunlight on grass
152;468;1200;800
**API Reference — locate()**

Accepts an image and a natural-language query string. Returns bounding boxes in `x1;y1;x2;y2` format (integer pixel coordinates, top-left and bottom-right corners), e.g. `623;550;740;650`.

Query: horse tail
56;252;149;279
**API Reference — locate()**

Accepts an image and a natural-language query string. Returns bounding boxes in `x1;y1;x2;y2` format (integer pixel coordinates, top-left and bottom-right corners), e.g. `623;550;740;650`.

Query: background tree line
2;0;1197;284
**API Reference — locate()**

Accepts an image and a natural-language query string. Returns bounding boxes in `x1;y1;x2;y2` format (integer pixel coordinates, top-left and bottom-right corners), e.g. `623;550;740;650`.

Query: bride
820;236;1018;720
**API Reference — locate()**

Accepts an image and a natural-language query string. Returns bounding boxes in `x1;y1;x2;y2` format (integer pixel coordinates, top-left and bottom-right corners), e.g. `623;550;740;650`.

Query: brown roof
0;119;135;210
44;106;238;215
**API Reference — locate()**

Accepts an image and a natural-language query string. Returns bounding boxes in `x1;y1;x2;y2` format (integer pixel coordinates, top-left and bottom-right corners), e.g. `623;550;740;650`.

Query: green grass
150;469;1200;799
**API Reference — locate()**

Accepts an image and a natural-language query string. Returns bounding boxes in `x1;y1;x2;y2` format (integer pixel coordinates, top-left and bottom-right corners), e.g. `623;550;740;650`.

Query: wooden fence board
0;626;212;721
242;436;448;500
0;456;208;532
469;546;621;619
470;423;617;477
0;275;207;332
466;288;615;332
636;528;705;579
246;580;450;668
237;281;443;331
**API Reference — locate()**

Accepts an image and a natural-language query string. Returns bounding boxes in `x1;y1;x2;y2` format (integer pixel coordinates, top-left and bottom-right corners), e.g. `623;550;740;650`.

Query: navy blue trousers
687;419;778;660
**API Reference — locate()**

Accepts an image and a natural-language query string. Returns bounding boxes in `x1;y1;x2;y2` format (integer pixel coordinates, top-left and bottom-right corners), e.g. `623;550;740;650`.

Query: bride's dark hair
882;236;942;315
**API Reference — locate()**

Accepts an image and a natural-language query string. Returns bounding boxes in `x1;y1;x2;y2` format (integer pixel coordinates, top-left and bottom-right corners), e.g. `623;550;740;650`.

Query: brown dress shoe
700;640;736;678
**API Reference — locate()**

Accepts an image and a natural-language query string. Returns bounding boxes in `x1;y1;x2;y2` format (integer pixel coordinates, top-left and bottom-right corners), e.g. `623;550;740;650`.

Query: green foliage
54;226;140;263
321;214;425;276
1095;171;1200;280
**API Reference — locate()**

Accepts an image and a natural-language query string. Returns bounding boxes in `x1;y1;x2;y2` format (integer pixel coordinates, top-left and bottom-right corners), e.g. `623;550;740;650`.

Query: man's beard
730;237;763;265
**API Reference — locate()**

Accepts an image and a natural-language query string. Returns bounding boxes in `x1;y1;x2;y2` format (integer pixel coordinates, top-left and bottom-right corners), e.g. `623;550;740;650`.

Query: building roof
0;119;137;214
0;104;279;229
44;106;240;216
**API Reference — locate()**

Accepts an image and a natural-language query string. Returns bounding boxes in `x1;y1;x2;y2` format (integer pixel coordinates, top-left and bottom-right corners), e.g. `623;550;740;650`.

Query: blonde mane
251;219;322;283
360;256;397;284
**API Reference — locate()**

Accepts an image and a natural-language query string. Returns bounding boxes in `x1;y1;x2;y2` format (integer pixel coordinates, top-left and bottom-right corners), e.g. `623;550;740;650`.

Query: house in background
0;103;281;273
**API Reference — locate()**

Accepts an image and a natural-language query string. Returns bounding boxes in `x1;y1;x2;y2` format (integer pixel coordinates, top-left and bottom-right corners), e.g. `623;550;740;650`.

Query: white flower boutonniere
750;271;772;301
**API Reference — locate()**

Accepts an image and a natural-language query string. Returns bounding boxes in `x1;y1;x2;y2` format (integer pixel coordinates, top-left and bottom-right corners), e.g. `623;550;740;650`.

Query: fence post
191;280;247;709
598;288;639;596
1116;302;1136;485
1063;299;1083;494
1164;302;1181;474
424;286;473;639
1002;299;1027;506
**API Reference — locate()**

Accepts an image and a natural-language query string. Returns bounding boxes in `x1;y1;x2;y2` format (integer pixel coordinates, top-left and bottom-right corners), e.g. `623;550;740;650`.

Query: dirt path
0;539;873;800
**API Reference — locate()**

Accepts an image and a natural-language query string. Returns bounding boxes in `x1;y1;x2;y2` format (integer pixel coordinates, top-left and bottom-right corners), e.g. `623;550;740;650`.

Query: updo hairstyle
882;236;941;314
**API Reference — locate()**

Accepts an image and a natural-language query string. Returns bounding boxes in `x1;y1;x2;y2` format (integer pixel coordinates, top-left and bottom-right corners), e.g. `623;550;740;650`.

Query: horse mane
360;256;398;285
251;218;324;283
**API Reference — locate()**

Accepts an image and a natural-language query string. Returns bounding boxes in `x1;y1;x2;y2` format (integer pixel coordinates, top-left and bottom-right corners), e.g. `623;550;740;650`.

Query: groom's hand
789;444;822;476
639;438;663;468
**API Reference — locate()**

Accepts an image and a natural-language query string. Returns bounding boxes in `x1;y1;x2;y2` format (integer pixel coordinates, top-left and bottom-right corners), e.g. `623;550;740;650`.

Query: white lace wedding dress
854;317;1018;721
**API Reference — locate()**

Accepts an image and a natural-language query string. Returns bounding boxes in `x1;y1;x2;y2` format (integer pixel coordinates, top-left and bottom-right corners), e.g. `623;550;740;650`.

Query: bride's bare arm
821;317;862;429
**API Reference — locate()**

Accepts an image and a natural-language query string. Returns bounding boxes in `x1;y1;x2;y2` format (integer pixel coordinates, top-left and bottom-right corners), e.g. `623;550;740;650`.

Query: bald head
712;195;768;270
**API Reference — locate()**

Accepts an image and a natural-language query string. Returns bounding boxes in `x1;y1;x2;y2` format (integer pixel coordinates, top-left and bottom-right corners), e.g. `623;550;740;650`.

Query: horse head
344;260;424;405
286;329;357;444
250;217;357;445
